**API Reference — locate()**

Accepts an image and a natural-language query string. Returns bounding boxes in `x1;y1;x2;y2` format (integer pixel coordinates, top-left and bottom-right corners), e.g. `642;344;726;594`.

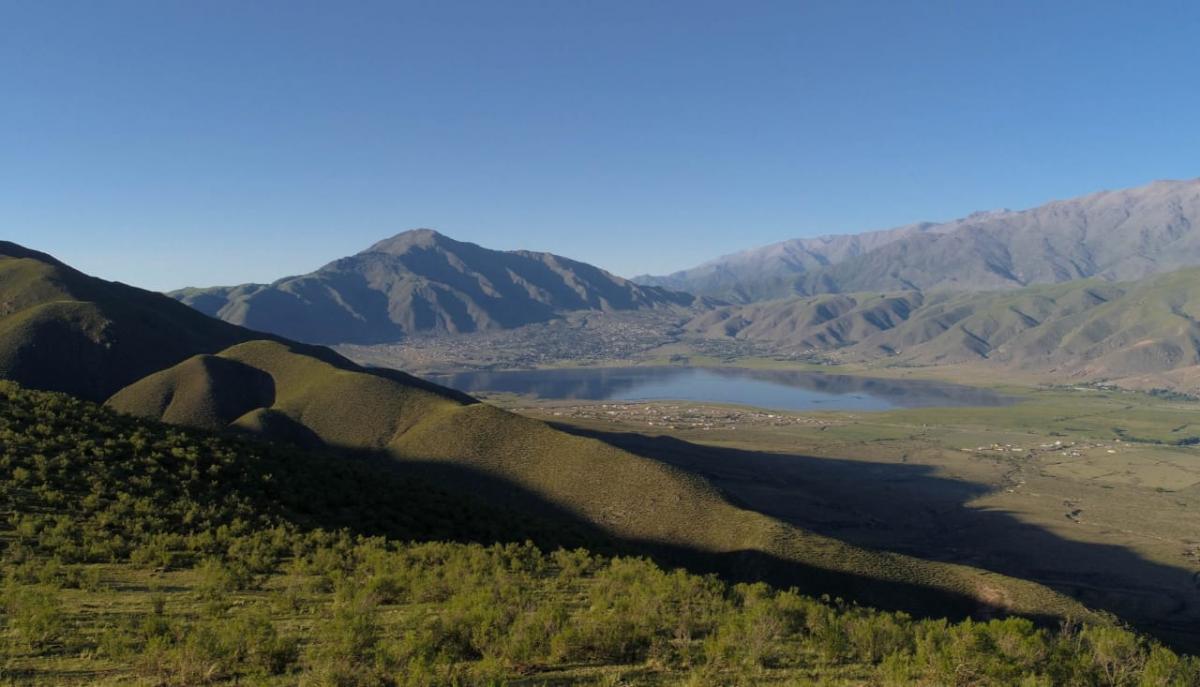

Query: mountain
0;240;257;401
0;239;1085;623
635;222;933;302
171;229;701;345
688;266;1200;391
640;178;1200;302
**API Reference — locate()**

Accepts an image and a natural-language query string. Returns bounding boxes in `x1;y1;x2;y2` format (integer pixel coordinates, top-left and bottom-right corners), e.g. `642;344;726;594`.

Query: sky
3;1;1200;291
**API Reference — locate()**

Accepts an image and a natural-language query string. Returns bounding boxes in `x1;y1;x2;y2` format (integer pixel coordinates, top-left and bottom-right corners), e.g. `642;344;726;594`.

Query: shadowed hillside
8;382;1196;684
0;241;256;401
554;424;1200;652
171;229;702;344
0;240;1124;640
109;338;1095;624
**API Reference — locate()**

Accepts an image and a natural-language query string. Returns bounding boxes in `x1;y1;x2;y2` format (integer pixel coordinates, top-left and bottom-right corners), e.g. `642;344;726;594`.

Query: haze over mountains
172;229;699;344
638;178;1200;302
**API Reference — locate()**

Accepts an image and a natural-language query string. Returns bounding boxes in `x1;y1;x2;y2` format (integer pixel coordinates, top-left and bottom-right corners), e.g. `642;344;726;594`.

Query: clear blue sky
4;1;1199;291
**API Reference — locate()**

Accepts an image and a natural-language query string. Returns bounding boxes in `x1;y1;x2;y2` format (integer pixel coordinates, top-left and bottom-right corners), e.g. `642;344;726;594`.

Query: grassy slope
0;240;1137;650
690;267;1200;390
11;382;1197;686
108;340;1094;626
0;243;253;401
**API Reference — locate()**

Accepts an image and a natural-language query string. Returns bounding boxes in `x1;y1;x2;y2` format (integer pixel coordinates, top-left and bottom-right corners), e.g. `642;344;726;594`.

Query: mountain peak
362;228;453;255
172;229;697;344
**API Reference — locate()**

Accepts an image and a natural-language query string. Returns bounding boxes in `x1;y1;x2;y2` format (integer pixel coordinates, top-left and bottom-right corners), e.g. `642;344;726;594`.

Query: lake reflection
426;366;1011;411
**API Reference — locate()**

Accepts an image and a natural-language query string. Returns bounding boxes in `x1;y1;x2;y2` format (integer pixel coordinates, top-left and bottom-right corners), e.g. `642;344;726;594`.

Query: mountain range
154;177;1200;390
5;175;1199;655
0;239;1080;623
171;229;699;344
688;267;1200;389
638;178;1200;303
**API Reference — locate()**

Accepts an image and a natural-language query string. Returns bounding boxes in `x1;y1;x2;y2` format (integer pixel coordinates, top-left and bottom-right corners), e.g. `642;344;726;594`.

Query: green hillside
2;237;1051;624
109;340;1094;626
0;242;253;401
6;239;1194;682
690;267;1200;391
4;382;1197;685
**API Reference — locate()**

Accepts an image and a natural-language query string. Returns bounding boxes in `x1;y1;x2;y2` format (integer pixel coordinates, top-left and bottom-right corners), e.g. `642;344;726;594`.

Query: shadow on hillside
546;425;1200;653
365;454;1069;631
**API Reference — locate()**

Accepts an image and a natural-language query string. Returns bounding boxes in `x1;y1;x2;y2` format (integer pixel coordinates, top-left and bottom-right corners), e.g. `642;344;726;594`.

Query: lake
426;366;1011;411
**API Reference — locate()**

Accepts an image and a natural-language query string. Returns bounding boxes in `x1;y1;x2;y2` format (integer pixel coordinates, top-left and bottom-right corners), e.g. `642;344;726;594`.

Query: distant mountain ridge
635;221;940;302
688;266;1200;391
172;229;701;344
638;178;1200;302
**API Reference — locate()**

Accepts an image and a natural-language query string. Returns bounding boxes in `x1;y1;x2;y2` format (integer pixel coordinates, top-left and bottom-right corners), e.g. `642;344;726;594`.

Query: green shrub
302;587;393;686
1082;624;1147;686
1;584;65;652
0;381;1196;686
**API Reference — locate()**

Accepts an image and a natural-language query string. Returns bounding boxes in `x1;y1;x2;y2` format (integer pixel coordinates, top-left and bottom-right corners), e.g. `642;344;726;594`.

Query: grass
3;381;1197;686
507;380;1200;653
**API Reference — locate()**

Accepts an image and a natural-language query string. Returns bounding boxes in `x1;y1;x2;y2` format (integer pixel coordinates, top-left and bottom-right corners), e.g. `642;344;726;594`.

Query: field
497;379;1200;654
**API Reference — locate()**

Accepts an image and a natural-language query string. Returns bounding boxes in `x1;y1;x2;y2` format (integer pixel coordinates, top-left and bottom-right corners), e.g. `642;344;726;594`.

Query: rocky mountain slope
642;178;1200;302
689;267;1200;390
172;229;700;344
635;222;932;302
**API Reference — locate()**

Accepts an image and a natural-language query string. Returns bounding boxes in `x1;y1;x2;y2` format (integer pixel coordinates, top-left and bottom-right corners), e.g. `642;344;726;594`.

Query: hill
641;178;1200;302
0;241;257;401
9;382;1196;685
0;240;1154;655
688;267;1200;390
0;238;1070;621
170;229;702;344
107;338;1091;624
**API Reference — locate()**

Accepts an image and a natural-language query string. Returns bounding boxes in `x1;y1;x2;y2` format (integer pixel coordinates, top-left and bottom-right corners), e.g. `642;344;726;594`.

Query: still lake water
426;366;1011;412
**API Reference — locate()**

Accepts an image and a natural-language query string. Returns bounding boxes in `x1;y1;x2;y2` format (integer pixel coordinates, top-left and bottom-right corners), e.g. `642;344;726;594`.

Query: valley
8;227;1200;682
491;384;1200;652
7;233;1200;683
331;294;1200;656
10;6;1200;683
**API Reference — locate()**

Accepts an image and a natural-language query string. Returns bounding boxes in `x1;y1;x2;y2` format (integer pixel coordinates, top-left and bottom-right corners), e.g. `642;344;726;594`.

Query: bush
302;587;393;686
193;556;255;600
1;584;65;652
844;611;912;664
1;381;1196;686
